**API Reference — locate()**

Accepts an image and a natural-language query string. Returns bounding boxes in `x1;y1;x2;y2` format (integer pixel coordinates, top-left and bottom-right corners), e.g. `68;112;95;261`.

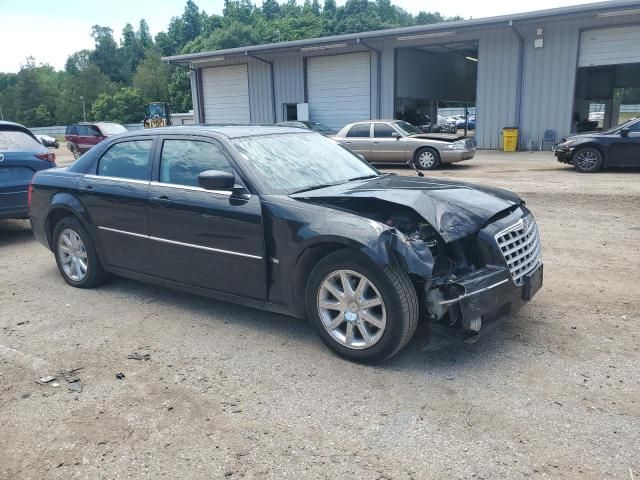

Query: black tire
414;147;441;170
70;145;81;159
573;147;603;173
305;249;419;363
53;216;109;288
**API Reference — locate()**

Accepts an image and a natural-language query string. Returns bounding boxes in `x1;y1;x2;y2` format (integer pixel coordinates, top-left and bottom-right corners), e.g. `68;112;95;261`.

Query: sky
0;0;606;73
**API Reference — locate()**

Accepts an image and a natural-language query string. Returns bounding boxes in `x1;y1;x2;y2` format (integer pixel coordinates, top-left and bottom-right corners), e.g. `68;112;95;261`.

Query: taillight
28;182;34;209
35;152;56;163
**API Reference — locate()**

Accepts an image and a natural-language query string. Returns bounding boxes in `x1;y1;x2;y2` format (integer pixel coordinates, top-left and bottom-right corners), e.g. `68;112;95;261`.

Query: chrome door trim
85;174;150;186
98;226;262;260
149;181;233;197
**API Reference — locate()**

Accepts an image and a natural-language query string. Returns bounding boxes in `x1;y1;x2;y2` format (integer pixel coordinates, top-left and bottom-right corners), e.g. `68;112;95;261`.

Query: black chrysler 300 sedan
29;126;543;362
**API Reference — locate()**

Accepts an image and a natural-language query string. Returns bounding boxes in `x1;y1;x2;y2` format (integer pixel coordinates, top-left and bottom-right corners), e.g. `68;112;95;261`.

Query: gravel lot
1;149;639;479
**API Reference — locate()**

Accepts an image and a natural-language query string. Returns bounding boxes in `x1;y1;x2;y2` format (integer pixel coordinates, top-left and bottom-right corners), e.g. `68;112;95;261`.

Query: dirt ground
1;149;638;479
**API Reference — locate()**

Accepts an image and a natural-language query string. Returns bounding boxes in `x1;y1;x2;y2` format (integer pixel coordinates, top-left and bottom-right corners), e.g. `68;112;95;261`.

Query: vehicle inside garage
573;25;640;132
394;41;478;135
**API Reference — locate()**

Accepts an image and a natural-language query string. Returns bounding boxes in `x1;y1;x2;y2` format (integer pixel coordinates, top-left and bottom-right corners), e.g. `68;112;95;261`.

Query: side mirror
391;132;401;139
356;153;366;161
198;170;235;190
621;127;630;137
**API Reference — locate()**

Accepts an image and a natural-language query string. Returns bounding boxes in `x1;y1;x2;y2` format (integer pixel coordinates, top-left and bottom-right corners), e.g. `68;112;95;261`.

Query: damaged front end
298;195;543;348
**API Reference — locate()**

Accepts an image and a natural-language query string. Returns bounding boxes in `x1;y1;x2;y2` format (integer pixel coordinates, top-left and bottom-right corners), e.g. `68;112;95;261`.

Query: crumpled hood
290;175;522;242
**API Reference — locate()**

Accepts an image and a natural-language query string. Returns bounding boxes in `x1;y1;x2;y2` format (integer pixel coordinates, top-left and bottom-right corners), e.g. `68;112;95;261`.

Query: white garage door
579;26;640;67
201;64;250;123
307;52;371;130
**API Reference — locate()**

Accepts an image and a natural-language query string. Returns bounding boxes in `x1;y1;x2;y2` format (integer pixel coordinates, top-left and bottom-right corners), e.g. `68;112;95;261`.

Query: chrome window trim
149;181;233;197
85;174;150;185
0;190;28;195
98;226;262;260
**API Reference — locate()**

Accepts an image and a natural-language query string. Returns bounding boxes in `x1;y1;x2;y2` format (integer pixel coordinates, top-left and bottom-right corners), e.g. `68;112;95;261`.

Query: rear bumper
422;262;543;347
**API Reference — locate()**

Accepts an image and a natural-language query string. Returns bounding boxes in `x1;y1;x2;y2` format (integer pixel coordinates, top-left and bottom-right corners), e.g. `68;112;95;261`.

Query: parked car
455;115;476;130
334;120;476;169
65;122;127;159
437;116;457;134
0;121;56;220
30;125;542;363
35;134;59;149
554;117;640;172
276;121;337;136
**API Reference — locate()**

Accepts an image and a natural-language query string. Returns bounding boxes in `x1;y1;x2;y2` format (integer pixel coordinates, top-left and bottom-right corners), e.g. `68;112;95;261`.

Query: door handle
80;185;95;194
151;195;171;204
345;141;352;144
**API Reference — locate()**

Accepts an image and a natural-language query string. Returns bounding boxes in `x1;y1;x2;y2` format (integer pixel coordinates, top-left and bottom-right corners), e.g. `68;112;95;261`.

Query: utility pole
80;96;86;122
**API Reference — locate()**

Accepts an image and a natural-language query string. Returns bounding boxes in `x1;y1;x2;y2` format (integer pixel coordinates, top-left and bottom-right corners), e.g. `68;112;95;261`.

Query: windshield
307;121;333;132
98;123;127;136
604;117;638;133
233;132;379;195
393;121;421;136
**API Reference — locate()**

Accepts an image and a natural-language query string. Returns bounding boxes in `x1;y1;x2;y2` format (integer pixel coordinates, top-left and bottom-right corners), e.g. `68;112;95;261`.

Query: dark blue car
0;121;56;220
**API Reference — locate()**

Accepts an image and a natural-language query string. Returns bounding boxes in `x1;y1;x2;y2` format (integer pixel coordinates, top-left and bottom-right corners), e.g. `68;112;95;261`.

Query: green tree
137;19;154;49
168;68;193;113
92;86;146;123
133;50;170;102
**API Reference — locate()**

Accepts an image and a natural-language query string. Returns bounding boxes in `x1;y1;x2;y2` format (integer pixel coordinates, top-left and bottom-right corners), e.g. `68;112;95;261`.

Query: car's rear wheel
415;147;441;170
53;217;108;288
305;250;419;363
573;147;603;173
70;145;81;159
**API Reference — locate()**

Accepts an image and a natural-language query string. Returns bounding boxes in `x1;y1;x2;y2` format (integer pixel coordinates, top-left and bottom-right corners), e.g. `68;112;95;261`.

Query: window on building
284;104;298;121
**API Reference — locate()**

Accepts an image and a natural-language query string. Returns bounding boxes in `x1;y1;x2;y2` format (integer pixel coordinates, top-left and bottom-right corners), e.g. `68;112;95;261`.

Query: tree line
0;0;460;127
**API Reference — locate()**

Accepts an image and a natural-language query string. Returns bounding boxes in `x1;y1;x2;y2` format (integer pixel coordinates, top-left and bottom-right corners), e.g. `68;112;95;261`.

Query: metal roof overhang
163;0;640;65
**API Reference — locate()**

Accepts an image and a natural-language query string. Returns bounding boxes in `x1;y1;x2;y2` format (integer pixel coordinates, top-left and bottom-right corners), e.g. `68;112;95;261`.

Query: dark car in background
65;122;127;159
554;117;640;172
0;121;56;220
276;120;337;135
29;125;542;363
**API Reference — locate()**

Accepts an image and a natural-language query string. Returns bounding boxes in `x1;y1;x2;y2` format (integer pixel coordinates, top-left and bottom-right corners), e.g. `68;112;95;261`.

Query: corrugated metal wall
476;28;520;149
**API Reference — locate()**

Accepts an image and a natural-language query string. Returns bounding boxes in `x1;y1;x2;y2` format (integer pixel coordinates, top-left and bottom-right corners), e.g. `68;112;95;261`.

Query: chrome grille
495;215;542;285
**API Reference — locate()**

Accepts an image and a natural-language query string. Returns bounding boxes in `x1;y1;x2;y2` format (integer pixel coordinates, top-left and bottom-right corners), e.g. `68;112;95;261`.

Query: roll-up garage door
307;52;371;130
579;26;640;67
201;64;251;123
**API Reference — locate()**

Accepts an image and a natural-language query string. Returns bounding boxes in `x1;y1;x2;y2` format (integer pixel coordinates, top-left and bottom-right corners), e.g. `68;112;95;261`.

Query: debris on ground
127;352;151;361
115;372;125;380
36;375;56;385
68;381;83;393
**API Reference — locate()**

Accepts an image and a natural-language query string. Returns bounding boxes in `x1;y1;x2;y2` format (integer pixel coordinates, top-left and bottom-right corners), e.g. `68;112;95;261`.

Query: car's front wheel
415;147;441;170
53;217;108;288
306;250;419;363
573;147;603;173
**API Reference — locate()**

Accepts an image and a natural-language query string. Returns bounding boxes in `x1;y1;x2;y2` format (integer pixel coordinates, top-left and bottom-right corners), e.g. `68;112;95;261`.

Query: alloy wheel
317;269;387;350
58;229;88;281
575;150;599;171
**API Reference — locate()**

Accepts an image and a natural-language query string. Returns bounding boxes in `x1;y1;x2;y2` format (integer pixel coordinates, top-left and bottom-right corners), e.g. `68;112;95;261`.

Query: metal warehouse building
165;0;640;150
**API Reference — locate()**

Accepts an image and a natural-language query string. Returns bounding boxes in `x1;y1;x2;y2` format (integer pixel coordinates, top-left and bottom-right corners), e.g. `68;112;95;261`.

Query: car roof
115;124;311;139
0;120;27;129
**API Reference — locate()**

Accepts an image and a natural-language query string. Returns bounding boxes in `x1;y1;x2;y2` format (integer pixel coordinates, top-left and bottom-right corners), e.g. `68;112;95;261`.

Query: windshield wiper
290;183;340;194
346;174;379;182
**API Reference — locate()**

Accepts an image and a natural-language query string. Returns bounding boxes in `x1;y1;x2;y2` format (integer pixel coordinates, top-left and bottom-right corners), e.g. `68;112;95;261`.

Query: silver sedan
334;120;476;170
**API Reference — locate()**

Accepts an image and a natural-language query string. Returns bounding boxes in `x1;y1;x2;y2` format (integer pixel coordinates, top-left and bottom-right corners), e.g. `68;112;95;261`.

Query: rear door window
159;139;233;187
346;124;371;138
0;130;43;150
97;140;153;181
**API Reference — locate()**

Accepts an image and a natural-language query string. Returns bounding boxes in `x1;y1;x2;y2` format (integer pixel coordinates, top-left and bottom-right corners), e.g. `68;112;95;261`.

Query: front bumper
441;148;476;163
423;262;543;347
553;144;574;163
